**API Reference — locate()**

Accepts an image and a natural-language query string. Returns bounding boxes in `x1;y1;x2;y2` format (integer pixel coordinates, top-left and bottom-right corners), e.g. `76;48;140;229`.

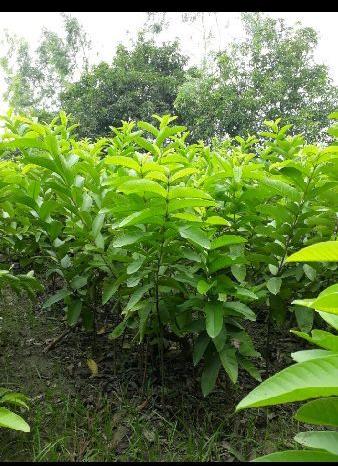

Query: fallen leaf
143;429;155;442
136;400;148;411
111;425;128;448
86;358;98;377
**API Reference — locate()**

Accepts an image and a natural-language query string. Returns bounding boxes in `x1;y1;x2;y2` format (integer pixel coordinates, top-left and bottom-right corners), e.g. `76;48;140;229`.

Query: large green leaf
262;178;301;201
266;277;282;295
67;299;82;326
291;329;338;352
294;431;338;455
119;207;164;228
168;186;212;200
286;241;338;262
310;293;338;315
253;450;338;462
219;347;238;383
117;179;167;198
201;354;221;397
291;349;335;363
193;333;210;366
0;407;30;432
236;355;338;411
105;155;141;172
205;302;223;338
210;235;246;250
102;274;127;305
126;283;152;311
0;392;29;409
318;311;338;330
295;397;338;427
179;225;210;249
42;289;70;309
168;198;216;212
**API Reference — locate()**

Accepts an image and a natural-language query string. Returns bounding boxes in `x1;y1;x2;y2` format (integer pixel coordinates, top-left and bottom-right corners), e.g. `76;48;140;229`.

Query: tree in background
60;35;187;138
175;13;338;142
0;13;90;117
1;12;337;142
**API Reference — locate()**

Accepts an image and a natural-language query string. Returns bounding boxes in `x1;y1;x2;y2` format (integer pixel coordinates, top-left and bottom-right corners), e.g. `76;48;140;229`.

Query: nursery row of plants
1;109;338;461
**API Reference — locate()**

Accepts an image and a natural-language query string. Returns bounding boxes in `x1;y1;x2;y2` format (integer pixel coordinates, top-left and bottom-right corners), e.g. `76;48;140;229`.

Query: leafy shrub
1;109;337;395
236;240;338;462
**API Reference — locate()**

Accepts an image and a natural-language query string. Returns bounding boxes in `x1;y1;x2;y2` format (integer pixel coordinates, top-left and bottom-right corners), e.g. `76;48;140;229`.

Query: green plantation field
0;110;338;461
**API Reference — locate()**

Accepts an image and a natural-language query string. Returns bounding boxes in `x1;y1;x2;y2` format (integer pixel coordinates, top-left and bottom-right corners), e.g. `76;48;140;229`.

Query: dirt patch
0;287;303;461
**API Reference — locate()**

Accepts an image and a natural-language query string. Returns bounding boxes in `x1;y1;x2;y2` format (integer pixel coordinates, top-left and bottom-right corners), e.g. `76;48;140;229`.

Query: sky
0;11;337;113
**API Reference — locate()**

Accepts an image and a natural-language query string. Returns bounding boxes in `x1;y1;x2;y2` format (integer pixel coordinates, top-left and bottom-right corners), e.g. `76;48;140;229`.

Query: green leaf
137;121;159;137
294;431;338;455
0;407;30;432
303;264;316;281
197;279;214;295
252;450;338;462
126;283;152;311
117;179;167;198
102;274;127;305
139;305;151;342
105;155;141;172
310;293;338;315
127;257;145;274
231;264;246;283
262;178;301;201
223;302;256;321
171;167;198;182
60;255;72;269
291;349;334;363
210;235;246;250
286;241;338;262
168;186;211;200
67;299;82;326
219;347;238;383
291;329;338;352
112;232;144;248
205;302;223;338
201;354;221;397
295;397;338;427
236;354;338;411
238;357;262;382
70;276;88;290
295;306;314;333
179;225;210;249
133;135;160;156
109;320;127;340
0;392;29;409
318;311;338;331
92;213;105;238
119;207;163;228
204;216;229;226
193;333;210;366
42;289;70;309
266;277;282;295
172;212;202;223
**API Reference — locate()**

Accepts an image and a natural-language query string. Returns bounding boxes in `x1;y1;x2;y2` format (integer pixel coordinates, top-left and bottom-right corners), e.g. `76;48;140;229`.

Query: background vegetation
1;12;337;141
1;11;338;462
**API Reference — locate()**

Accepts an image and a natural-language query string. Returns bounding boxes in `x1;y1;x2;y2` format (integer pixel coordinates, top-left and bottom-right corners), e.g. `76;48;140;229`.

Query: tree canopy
1;12;337;142
60;36;187;138
175;13;338;142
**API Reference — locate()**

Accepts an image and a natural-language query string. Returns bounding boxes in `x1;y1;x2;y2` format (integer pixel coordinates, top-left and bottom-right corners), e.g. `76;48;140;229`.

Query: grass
0;388;301;462
0;288;302;462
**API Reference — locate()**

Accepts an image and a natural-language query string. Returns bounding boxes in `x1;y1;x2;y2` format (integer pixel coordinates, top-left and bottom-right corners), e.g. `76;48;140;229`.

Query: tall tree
0;13;90;115
61;35;187;138
175;13;338;142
